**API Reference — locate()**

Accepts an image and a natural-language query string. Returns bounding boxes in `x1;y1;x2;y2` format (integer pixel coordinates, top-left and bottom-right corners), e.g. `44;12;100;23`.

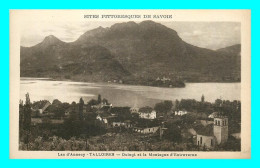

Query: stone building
213;116;228;144
195;124;216;149
196;116;229;148
197;134;216;149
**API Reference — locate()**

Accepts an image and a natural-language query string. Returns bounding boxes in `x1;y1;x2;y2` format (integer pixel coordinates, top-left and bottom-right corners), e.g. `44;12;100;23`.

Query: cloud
193;30;203;36
165;22;241;50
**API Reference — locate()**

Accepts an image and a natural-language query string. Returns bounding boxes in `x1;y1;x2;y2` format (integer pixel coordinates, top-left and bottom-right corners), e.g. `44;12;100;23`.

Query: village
19;93;241;151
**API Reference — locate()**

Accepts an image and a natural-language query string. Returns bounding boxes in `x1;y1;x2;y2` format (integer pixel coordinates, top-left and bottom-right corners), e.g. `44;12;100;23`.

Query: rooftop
193;124;214;136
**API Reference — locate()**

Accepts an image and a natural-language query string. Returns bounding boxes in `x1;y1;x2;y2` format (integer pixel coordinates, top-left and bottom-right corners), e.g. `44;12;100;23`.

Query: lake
20;78;241;107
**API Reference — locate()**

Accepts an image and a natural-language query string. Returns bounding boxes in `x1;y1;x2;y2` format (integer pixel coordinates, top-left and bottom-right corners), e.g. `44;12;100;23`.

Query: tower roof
214;115;228;119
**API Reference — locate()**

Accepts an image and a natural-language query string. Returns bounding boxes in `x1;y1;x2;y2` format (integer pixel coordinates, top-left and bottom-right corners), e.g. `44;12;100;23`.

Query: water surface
20;78;241;107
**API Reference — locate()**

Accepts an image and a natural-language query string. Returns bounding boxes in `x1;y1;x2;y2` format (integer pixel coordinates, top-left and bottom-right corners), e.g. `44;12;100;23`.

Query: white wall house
112;121;132;128
175;110;188;116
139;110;156;119
96;114;108;124
196;134;216;148
112;121;125;127
134;126;159;134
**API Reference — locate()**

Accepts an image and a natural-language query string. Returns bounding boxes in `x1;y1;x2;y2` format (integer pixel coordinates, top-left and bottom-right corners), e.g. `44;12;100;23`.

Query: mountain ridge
20;21;241;86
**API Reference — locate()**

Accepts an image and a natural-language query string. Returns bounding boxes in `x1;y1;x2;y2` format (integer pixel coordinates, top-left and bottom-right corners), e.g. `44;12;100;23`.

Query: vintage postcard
9;10;251;159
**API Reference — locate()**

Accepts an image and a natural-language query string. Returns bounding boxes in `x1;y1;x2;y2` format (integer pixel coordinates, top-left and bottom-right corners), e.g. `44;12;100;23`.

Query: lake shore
20;78;241;107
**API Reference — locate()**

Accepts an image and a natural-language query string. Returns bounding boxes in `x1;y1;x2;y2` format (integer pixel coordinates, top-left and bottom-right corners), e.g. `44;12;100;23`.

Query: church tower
213;116;228;144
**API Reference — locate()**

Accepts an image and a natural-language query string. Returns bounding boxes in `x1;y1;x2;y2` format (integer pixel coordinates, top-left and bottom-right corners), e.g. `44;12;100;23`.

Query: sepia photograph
9;10;251;159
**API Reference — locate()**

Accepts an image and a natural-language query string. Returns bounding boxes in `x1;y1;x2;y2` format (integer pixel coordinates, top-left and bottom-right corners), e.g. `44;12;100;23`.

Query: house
181;127;197;142
195;124;216;148
188;128;197;136
101;101;112;108
96;114;103;122
195;116;229;148
161;76;171;82
112;121;125;127
96;112;112;124
175;110;188;116
197;134;216;149
134;126;160;134
133;119;160;134
208;112;219;119
156;77;171;83
31;100;51;117
38;101;51;114
138;109;156;119
96;112;124;128
130;107;139;114
91;101;112;109
111;118;132;128
124;120;132;128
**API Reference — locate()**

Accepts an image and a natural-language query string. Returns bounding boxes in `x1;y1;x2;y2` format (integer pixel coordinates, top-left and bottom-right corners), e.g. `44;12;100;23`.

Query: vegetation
21;21;240;88
19;93;241;151
154;100;173;117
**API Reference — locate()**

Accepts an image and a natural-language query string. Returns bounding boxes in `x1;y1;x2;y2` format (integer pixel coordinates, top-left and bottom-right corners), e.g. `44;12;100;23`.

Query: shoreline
20;76;241;89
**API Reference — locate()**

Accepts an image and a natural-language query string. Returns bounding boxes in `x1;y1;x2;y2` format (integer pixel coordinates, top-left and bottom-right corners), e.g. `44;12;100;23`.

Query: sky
20;21;240;50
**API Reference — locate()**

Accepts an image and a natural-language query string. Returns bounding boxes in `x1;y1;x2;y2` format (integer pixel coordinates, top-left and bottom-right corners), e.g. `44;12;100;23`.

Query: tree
102;98;108;105
154;101;173;117
164;100;173;111
181;113;197;125
52;99;62;106
175;99;180;110
19;100;24;128
97;94;101;104
70;102;78;119
23;93;32;149
178;99;197;112
23;93;31;131
215;99;223;107
48;99;67;118
139;106;153;113
201;94;205;102
163;123;182;143
87;99;99;106
110;107;131;120
79;98;84;120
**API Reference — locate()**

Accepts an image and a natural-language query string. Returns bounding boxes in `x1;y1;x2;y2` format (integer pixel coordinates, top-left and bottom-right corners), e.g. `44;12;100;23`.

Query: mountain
216;44;241;56
20;21;241;85
21;39;130;82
